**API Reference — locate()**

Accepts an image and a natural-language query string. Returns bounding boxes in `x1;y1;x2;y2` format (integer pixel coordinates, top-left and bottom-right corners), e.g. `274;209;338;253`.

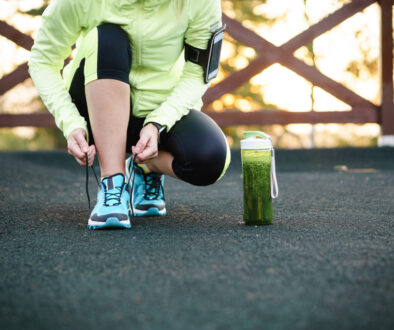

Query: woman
29;0;231;229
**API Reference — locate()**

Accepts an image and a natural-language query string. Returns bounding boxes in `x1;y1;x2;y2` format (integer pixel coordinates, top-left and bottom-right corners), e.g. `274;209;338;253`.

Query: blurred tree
1;0;379;150
346;29;378;78
18;1;49;16
0;128;66;151
219;0;379;148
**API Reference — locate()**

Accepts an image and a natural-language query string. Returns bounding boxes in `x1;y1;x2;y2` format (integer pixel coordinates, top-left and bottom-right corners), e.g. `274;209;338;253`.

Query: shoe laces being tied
85;154;125;208
102;180;123;206
143;172;164;200
126;155;165;217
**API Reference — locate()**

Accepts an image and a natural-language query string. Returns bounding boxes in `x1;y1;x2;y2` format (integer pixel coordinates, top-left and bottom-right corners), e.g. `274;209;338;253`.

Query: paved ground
0;148;393;330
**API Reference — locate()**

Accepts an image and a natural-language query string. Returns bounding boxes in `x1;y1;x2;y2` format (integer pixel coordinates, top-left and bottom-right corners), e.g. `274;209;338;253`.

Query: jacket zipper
136;1;144;67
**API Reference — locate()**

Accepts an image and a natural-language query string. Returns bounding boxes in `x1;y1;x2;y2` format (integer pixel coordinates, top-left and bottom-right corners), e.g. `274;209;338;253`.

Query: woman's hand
132;123;159;163
67;128;96;166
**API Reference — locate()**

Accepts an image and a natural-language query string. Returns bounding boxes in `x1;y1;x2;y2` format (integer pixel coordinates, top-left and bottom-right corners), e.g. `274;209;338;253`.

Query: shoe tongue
102;173;124;190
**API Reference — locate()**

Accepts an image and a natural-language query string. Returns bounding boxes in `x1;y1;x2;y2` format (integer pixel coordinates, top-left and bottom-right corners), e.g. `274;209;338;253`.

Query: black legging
68;24;229;186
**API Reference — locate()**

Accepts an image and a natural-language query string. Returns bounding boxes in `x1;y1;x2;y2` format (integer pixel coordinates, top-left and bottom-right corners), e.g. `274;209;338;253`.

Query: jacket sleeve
143;0;222;131
28;0;88;140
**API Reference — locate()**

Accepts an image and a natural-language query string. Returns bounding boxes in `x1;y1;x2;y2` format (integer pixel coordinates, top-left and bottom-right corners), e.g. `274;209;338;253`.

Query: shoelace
103;186;123;206
143;173;163;200
85;153;127;209
85;153;99;209
127;154;138;217
127;154;165;217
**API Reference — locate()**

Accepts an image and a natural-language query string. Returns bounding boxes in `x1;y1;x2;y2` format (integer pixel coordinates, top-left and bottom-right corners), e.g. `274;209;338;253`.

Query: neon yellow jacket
28;0;222;140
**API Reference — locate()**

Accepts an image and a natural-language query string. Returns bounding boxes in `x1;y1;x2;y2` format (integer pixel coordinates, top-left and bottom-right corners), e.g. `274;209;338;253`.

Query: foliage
18;1;49;16
0;128;66;151
345;30;378;78
222;0;270;24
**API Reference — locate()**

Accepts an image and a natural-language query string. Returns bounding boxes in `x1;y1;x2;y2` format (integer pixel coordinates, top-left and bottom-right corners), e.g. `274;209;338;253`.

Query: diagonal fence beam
0;21;34;50
221;51;377;111
282;0;376;52
205;21;375;110
0;22;34;95
0;63;29;95
204;0;377;110
279;51;376;109
222;0;375;54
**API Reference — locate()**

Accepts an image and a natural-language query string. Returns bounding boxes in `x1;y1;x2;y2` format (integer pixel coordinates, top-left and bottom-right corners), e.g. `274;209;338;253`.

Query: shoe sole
130;207;167;217
88;217;131;230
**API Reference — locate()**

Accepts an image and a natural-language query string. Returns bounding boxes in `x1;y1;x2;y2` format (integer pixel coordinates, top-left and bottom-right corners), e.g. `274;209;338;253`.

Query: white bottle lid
241;131;272;150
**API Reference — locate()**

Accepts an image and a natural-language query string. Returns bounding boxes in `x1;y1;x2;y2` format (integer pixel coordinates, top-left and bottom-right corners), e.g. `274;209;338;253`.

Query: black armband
184;25;226;83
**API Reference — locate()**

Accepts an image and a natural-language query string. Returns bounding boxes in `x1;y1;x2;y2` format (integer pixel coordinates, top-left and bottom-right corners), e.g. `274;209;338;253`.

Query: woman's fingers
67;128;91;166
75;156;86;166
133;124;159;163
134;134;149;155
67;129;85;158
75;131;89;154
136;141;158;163
68;139;84;160
86;145;96;166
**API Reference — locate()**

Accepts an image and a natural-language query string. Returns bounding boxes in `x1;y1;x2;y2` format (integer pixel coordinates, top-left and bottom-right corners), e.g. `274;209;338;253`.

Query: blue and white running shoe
88;173;131;229
126;156;166;217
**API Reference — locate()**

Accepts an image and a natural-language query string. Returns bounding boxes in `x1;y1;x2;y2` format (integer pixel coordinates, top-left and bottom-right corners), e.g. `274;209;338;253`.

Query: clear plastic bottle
241;131;278;225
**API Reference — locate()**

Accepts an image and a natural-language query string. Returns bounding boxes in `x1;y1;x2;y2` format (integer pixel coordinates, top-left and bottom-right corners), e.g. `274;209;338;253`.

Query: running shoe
126;156;166;217
88;173;131;229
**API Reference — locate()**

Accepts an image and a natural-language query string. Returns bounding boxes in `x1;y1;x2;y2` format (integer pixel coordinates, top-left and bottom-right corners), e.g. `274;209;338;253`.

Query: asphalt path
0;148;393;330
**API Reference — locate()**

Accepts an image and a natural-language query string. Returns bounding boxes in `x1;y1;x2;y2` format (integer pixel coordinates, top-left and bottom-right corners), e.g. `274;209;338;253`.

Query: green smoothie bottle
241;131;279;225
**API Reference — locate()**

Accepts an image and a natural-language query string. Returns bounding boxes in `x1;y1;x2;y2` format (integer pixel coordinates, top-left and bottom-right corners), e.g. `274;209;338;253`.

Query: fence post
379;0;394;146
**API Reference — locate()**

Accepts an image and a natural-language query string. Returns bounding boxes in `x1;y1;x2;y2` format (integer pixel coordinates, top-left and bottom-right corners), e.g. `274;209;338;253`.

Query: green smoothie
241;149;273;225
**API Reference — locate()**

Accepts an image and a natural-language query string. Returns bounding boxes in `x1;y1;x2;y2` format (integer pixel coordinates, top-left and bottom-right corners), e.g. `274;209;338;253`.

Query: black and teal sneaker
126;156;166;217
88;173;131;229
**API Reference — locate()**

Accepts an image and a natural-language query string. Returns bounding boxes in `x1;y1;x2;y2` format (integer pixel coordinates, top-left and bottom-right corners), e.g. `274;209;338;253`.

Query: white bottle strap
271;148;279;199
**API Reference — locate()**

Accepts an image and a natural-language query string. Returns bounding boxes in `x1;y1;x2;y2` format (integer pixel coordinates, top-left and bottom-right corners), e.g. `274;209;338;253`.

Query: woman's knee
172;134;231;186
163;110;231;186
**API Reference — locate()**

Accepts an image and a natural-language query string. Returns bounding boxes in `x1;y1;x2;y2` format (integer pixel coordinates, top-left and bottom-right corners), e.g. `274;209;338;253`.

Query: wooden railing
0;0;393;135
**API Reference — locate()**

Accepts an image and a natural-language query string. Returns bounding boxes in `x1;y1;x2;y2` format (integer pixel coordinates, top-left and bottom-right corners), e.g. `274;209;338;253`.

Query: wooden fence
0;0;393;136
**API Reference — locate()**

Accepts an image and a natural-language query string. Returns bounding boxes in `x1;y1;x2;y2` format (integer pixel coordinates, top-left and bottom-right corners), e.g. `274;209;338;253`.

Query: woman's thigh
102;110;231;186
67;23;132;146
